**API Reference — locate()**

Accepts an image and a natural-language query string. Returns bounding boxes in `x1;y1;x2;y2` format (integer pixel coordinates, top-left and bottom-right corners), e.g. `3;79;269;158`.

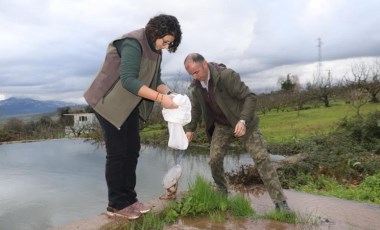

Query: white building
64;113;97;137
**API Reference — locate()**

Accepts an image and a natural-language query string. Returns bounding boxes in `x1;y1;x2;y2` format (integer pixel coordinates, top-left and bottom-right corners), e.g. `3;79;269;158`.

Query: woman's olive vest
84;28;161;129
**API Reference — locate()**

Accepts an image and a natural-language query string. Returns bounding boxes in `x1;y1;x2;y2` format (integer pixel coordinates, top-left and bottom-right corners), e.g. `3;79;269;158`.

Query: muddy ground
53;186;380;230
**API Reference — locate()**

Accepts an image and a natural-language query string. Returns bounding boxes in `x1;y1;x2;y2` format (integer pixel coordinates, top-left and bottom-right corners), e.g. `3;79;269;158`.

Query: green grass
259;210;297;224
228;194;255;217
124;212;165;230
167;175;253;218
259;210;322;228
295;173;380;204
259;101;379;143
121;176;255;229
140;123;168;146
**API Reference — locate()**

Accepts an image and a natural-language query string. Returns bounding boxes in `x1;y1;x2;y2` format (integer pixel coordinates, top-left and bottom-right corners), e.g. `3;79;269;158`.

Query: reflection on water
0;139;107;230
0;139;257;230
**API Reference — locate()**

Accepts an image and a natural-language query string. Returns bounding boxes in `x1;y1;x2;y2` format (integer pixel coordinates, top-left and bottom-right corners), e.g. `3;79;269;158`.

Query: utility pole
317;37;323;78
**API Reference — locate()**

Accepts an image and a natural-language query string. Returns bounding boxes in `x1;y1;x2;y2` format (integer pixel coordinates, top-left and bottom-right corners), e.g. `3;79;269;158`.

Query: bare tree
347;87;370;116
66;120;99;137
308;70;334;107
367;60;380;103
348;59;380;103
343;60;378;116
167;70;192;96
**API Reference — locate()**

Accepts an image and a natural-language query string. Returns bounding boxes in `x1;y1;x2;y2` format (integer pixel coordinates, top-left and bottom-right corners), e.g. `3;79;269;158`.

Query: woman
84;14;182;219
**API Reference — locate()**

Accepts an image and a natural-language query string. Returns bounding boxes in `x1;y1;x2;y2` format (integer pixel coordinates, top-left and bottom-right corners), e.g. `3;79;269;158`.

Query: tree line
259;59;380;116
1;59;379;143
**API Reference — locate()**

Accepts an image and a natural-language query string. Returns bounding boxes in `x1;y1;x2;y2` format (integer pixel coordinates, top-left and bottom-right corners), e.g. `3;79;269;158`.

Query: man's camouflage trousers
209;123;287;203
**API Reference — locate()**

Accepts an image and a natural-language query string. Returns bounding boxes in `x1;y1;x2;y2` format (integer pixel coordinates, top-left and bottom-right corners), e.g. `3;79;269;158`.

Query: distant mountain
0;97;85;117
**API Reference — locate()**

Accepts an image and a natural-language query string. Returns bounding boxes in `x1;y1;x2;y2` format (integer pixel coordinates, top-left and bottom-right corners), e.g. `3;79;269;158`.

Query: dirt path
246;189;380;230
53;189;380;230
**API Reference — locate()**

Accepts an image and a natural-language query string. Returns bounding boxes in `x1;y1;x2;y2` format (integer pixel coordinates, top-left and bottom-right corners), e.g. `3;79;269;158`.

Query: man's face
185;61;208;82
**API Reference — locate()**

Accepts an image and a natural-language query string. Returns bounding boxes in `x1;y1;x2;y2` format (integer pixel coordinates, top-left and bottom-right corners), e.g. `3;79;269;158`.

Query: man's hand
234;120;246;137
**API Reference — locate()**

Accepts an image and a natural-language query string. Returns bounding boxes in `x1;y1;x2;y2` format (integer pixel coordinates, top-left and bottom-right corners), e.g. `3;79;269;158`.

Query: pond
0;139;257;230
3;139;379;230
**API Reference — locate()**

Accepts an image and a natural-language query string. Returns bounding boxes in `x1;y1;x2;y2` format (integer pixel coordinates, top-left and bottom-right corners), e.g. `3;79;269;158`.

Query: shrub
338;111;380;142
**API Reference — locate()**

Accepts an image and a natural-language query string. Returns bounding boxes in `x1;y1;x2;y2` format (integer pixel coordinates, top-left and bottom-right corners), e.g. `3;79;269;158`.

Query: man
183;53;289;211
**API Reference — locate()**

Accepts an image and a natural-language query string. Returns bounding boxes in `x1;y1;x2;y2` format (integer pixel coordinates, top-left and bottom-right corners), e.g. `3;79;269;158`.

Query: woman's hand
160;94;178;109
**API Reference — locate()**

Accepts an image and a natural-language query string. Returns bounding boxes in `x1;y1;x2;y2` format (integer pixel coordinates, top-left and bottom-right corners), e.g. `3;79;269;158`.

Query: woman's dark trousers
95;108;141;210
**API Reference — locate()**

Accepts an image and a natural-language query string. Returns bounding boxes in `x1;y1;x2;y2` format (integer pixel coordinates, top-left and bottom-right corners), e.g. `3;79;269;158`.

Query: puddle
168;216;296;230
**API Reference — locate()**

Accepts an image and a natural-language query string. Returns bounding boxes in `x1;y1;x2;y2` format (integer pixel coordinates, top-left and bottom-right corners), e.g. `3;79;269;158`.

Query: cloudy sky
1;0;379;103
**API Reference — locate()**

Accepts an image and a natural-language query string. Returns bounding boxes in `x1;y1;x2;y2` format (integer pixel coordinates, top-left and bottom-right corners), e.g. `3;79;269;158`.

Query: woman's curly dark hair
145;14;182;53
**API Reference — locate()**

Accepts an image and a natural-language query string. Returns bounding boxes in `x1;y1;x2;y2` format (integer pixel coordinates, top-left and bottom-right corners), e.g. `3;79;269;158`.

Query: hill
0;97;85;117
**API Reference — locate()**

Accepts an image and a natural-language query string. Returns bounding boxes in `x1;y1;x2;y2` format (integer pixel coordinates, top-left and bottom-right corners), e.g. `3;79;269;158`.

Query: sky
1;0;380;103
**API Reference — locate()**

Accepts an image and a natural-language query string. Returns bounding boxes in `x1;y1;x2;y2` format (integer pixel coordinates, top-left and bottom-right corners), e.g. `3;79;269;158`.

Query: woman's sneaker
131;201;151;214
106;206;141;220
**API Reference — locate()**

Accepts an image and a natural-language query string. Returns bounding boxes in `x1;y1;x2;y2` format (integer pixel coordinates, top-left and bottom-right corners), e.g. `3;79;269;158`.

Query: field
259;100;379;144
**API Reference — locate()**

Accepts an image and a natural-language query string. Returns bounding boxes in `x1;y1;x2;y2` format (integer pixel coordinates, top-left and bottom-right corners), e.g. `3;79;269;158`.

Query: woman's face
155;35;175;50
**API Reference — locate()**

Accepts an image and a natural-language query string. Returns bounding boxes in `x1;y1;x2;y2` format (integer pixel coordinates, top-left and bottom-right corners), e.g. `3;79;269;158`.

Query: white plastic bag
162;94;191;150
162;164;182;189
167;122;189;150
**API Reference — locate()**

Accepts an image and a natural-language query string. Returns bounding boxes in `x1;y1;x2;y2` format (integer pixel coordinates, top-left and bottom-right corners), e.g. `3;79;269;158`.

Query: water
0;139;255;230
0;140;107;230
3;139;379;230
